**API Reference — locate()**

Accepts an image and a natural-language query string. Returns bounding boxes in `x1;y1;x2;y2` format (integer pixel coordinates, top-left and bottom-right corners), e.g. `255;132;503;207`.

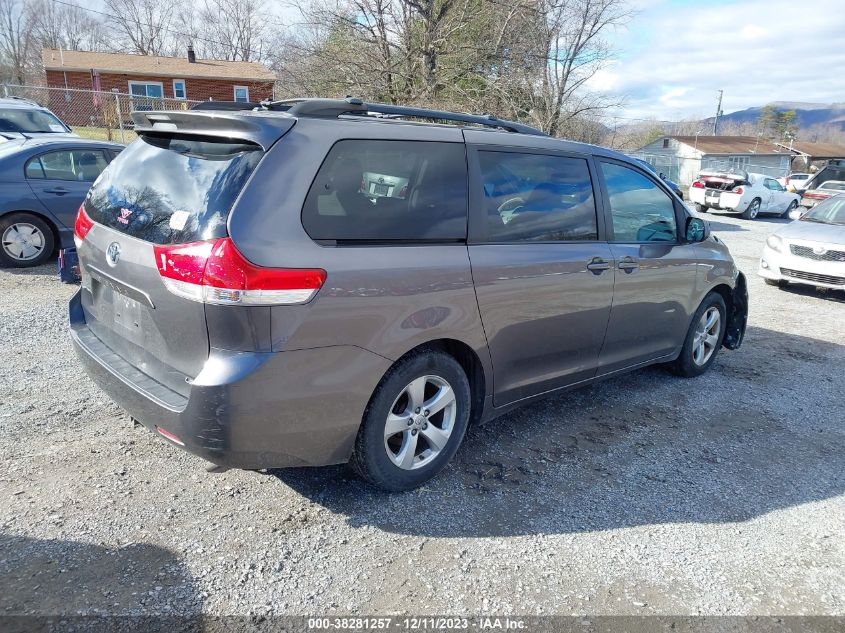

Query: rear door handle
44;187;70;195
618;257;639;272
586;258;611;274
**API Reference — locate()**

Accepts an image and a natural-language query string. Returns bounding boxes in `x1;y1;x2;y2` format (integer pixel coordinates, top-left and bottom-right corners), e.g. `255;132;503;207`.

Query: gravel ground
0;212;843;619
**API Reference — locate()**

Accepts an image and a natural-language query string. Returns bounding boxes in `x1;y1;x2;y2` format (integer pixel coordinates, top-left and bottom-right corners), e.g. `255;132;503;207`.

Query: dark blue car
0;137;122;267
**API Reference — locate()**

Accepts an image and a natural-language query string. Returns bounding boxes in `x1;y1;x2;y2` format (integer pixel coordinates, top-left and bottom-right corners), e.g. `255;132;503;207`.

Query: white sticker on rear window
169;210;190;231
48;124;65;132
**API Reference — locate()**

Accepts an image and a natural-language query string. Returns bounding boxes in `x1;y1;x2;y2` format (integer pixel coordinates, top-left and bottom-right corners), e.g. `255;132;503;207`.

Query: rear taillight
154;238;326;306
786;177;791;185
733;187;744;195
74;204;94;247
692;181;704;189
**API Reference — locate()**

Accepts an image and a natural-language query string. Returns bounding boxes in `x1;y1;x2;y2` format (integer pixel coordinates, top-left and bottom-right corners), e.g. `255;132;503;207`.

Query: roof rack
259;97;547;136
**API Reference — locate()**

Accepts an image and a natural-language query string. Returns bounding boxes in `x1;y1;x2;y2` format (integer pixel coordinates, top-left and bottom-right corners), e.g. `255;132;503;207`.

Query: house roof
42;48;275;82
775;141;845;159
670;136;786;155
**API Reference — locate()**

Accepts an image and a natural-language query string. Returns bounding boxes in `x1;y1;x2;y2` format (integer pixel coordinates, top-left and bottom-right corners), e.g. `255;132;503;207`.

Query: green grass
73;126;137;144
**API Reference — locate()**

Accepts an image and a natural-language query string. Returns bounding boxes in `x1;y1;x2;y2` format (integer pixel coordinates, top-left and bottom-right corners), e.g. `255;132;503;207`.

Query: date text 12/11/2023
307;618;527;630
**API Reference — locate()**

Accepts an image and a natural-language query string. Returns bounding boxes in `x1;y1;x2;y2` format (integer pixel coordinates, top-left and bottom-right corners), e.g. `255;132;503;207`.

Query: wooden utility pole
713;90;723;135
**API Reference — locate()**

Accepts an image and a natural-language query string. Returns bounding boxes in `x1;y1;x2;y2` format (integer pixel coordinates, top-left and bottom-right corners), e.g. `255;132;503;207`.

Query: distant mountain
707;102;845;132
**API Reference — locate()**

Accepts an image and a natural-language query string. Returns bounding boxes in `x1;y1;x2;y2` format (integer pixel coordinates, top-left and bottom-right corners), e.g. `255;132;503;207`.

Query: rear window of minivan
302;140;468;242
84;134;262;245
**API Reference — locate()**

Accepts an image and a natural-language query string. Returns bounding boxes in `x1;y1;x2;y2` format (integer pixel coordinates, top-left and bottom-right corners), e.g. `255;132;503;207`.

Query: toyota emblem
106;241;121;266
812;245;826;255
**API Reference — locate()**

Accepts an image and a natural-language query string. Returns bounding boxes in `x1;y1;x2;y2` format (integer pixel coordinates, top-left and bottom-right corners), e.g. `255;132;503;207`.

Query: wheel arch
387;338;488;426
708;275;748;350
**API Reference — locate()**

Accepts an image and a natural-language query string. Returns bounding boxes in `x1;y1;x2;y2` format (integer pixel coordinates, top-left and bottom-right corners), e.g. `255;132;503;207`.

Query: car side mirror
659;172;667;180
685;216;708;243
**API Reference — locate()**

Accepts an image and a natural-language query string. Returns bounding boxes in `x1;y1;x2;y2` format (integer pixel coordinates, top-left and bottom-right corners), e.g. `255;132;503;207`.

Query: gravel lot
1;213;843;619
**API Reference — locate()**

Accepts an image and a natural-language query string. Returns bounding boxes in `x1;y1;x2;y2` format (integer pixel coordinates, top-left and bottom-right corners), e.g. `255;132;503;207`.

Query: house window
128;81;164;98
233;86;250;103
662;139;669;149
173;79;186;100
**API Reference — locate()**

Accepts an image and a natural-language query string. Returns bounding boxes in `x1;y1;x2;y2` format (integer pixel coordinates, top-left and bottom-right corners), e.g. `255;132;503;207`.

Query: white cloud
589;0;845;121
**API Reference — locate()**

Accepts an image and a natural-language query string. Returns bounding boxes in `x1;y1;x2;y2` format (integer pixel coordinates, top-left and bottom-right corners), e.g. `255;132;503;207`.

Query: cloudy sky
590;0;845;122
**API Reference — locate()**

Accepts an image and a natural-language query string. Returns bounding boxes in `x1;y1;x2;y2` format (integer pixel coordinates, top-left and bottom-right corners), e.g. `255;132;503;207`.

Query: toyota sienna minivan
70;98;748;491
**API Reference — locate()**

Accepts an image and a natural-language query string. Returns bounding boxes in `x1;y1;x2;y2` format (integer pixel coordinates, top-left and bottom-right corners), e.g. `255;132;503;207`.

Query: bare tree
103;0;181;56
518;0;632;136
29;0;108;51
0;0;34;84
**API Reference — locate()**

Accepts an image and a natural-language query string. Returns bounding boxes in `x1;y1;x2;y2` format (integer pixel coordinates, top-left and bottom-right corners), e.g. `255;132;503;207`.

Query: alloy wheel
384;375;457;470
692;307;720;366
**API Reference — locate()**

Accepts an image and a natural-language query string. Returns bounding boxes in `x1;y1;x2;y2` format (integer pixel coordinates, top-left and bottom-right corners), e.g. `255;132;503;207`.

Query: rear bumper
69;290;392;469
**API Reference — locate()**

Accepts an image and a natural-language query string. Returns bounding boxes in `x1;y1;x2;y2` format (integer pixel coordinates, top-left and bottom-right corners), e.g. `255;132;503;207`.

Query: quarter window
478;151;598;242
25;150;111;182
302;140;468;241
600;162;677;243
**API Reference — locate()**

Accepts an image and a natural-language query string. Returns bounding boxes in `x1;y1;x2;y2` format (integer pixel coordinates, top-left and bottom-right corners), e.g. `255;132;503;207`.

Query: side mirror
685;216;708;243
659;172;667;180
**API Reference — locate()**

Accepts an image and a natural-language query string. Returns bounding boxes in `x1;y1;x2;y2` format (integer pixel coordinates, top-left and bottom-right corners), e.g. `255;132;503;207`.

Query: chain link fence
2;84;202;144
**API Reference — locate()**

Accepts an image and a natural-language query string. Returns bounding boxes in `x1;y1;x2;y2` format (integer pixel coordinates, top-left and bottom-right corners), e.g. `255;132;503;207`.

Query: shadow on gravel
0;263;58;277
699;218;748;232
773;283;845;304
0;534;202;625
274;326;845;538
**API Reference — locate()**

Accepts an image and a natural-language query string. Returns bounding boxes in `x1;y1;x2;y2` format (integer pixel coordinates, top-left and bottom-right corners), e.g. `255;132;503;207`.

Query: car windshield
819;181;845;191
0;107;68;133
800;195;845;225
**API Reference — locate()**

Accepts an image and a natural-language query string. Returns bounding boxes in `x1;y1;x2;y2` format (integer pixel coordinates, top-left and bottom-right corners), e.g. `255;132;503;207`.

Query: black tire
741;198;761;220
667;292;727;378
351;349;471;491
694;203;708;213
781;200;798;219
0;212;55;268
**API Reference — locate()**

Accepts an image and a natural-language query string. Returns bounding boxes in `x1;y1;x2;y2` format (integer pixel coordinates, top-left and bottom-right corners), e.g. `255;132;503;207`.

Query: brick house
42;47;276;126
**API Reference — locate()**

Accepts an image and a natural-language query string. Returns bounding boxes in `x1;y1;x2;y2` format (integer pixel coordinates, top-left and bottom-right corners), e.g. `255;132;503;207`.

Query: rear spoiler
131;110;294;150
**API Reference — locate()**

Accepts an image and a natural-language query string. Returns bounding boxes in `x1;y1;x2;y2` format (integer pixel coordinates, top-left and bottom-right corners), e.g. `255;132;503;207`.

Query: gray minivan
70;99;748;491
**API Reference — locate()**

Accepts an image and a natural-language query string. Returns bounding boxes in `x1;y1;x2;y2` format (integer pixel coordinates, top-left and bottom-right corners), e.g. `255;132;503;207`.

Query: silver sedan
759;194;845;291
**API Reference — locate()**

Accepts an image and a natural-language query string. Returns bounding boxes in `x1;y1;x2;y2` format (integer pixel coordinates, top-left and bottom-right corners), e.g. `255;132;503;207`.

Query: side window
24;157;45;179
600;162;677;243
478;151;597;242
765;179;782;191
27;150;110;182
302;140;468;241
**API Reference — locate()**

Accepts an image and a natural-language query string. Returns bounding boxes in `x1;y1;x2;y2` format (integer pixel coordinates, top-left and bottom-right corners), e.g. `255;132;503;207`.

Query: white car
778;172;812;192
689;170;800;220
759;194;845;291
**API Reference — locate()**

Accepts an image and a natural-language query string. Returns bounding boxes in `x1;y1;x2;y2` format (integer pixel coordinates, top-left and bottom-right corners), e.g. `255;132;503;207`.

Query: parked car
689;170;800;219
759;193;845;291
70;99;748;491
777;172;812;192
800;180;845;208
0;97;76;141
0;137;122;267
634;158;683;199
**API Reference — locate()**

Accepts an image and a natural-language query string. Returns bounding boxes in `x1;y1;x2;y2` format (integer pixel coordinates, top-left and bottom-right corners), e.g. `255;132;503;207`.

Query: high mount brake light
74;204;94;247
154;238;327;306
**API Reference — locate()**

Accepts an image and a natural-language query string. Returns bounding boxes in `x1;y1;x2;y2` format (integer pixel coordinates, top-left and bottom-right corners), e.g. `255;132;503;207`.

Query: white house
634;136;793;187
